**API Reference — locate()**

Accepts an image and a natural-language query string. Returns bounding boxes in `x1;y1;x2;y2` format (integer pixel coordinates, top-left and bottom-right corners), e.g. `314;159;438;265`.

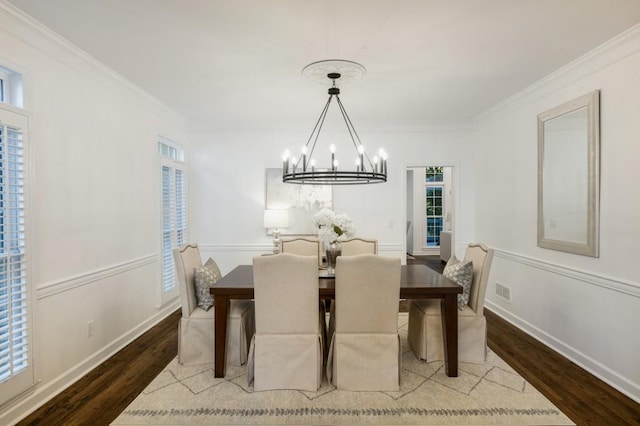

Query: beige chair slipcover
173;244;254;366
248;254;323;391
327;254;401;391
280;237;323;268
327;237;378;343
340;237;378;256
407;243;494;363
280;237;328;350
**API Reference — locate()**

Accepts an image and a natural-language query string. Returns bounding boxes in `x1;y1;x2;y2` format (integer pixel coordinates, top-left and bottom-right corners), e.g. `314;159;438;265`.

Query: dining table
210;263;462;378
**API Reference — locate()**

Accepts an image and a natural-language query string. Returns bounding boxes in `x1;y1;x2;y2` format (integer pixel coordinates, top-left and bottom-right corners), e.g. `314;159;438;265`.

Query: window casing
159;139;186;304
0;106;33;404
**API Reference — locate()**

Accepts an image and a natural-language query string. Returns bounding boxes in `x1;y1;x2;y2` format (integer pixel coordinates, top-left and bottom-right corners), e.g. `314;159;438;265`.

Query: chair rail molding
494;249;640;298
199;243;405;255
37;254;156;299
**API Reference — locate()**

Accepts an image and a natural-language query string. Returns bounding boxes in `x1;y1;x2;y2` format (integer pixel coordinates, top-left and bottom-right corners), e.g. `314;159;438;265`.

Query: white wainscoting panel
486;249;640;404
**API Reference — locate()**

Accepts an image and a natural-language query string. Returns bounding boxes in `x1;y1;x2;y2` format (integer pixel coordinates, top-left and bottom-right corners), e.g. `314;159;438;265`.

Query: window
0;106;33;403
425;167;444;247
0;66;24;108
426;167;444;183
159;139;186;304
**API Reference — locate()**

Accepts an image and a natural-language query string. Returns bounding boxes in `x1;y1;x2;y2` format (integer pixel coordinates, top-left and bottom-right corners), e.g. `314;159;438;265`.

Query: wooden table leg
214;294;229;378
441;294;459;377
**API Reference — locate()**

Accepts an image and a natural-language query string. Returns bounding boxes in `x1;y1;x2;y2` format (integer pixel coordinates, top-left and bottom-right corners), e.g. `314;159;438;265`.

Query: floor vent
496;282;512;302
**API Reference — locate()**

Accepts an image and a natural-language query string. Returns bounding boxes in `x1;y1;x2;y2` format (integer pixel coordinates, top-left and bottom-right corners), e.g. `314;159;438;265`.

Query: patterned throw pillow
193;258;221;311
443;255;474;310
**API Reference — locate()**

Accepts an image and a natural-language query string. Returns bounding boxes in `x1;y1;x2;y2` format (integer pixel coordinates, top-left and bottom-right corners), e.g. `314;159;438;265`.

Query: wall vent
495;282;512;302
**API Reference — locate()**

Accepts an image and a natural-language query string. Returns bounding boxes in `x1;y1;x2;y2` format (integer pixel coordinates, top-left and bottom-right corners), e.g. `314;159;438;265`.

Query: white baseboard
486;300;640;404
0;300;180;425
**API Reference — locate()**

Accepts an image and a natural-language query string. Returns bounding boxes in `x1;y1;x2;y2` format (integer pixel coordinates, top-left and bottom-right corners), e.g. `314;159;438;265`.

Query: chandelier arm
298;94;333;169
335;96;375;170
283;59;387;185
335;95;361;152
307;95;333;166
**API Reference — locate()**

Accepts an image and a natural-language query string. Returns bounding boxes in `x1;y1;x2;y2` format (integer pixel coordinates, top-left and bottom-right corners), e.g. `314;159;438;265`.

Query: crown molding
0;0;185;124
475;23;640;127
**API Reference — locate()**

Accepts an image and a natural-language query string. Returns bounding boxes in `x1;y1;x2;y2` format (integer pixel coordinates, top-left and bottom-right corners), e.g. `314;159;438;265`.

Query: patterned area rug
113;314;573;425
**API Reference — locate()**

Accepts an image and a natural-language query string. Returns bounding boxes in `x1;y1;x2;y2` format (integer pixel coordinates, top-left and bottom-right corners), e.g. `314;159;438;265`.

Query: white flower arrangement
313;208;355;243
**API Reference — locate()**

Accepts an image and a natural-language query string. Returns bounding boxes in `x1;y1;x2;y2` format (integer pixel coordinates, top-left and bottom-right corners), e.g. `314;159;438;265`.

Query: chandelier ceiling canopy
282;60;387;185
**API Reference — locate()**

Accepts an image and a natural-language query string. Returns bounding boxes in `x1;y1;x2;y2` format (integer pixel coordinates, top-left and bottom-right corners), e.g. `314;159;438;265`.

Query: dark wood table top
211;263;461;299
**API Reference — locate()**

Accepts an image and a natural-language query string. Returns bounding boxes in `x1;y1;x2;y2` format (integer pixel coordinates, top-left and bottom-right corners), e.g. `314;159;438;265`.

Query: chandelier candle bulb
330;144;336;170
282;151;290;174
301;146;308;171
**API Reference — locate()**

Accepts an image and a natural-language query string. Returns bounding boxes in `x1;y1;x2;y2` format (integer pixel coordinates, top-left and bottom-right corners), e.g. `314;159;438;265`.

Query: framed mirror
537;90;600;257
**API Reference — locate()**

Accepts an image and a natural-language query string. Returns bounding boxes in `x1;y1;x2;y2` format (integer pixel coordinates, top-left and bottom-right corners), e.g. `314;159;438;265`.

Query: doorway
406;166;454;260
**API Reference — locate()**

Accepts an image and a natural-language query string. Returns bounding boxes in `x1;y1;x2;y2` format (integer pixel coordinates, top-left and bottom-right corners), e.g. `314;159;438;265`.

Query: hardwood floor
18;310;181;426
18;257;639;425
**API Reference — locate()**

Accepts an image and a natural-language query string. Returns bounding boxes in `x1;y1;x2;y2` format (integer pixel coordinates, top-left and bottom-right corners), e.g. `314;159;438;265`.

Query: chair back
253;254;319;334
280;237;322;267
340;238;378;256
335;254;400;333
173;243;202;317
463;243;494;315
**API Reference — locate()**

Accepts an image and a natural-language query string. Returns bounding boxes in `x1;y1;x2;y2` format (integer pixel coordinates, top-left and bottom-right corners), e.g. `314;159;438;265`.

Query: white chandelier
282;60;388;185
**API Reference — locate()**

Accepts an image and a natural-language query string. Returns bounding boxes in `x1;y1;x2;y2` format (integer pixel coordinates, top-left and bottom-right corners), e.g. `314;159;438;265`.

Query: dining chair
279;236;328;348
340;237;378;256
173;243;254;366
407;243;494;363
327;237;379;343
279;237;323;268
326;254;401;391
248;253;324;391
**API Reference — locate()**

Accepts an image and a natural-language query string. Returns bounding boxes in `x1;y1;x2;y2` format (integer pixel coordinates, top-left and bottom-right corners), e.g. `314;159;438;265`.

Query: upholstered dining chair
407;243;494;363
327;254;401;391
279;237;323;268
327;237;379;343
248;254;324;391
340;237;378;256
280;236;328;347
173;244;254;366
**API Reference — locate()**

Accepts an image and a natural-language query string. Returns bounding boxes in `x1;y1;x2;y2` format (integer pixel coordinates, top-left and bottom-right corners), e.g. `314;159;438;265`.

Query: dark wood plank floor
18;310;181;426
18;257;640;425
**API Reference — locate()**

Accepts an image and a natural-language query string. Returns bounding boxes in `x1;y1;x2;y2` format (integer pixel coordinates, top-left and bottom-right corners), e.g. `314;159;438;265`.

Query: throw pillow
193;258;221;311
443;255;474;310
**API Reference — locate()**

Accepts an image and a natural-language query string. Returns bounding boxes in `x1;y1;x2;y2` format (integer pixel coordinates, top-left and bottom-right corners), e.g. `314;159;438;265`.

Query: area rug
113;314;573;425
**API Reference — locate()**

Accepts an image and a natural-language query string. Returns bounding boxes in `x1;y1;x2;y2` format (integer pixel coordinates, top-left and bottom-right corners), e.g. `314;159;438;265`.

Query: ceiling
8;0;640;131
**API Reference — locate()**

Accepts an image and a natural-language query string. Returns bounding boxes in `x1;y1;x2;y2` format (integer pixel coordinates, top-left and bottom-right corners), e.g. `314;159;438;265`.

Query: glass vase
325;241;342;275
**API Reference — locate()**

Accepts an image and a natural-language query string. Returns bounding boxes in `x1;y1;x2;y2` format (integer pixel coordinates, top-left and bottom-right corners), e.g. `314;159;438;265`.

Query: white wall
0;4;187;424
474;26;640;402
189;128;476;275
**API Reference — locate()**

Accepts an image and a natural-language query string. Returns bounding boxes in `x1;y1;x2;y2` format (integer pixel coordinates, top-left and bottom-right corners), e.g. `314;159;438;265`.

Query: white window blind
159;140;186;303
0;107;33;404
